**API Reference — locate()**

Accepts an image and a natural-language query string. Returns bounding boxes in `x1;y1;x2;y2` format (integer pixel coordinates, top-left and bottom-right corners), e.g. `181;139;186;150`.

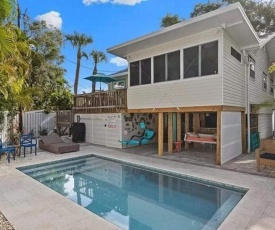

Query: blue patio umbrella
84;73;116;91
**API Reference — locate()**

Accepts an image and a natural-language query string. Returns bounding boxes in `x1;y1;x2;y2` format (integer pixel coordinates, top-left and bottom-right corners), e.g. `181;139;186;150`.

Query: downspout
243;50;250;153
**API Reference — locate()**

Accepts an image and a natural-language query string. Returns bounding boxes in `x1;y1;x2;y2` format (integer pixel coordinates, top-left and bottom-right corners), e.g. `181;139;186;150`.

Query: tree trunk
19;105;23;133
92;65;97;93
74;50;81;95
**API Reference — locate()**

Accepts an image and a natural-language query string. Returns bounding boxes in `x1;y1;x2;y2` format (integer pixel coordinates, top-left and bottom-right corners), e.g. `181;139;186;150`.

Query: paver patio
0;141;275;230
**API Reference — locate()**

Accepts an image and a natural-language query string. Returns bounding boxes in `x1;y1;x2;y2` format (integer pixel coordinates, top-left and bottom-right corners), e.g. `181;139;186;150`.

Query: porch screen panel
154;54;165;83
201;41;218;76
130;61;139;86
184;46;199;78
141;58;151;85
167;50;180;81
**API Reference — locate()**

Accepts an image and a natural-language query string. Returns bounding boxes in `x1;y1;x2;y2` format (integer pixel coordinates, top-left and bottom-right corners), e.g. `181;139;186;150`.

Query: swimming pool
19;155;245;230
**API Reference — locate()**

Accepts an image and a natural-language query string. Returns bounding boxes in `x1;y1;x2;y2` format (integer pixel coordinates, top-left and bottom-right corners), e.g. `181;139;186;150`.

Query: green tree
161;13;182;27
23;19;68;110
190;0;223;18
190;0;275;34
89;50;107;92
65;32;93;94
48;89;73;111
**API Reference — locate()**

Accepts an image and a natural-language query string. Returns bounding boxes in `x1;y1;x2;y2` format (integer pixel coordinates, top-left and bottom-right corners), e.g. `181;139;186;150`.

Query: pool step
25;158;108;180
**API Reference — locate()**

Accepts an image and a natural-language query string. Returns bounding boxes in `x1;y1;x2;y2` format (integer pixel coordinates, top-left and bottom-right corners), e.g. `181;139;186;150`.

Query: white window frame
249;55;255;80
262;72;267;91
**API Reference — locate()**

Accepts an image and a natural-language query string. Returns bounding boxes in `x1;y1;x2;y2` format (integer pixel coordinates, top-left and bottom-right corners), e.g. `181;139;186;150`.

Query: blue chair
0;138;16;163
120;129;156;146
19;134;37;157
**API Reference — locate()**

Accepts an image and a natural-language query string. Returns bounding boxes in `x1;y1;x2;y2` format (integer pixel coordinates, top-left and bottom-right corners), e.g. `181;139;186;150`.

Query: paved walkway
0;143;275;229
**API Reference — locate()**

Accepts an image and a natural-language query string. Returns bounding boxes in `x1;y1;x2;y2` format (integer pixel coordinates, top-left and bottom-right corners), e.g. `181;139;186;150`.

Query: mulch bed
0;212;14;230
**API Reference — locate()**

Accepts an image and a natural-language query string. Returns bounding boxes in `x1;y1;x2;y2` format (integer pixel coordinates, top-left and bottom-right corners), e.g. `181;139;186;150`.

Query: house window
270;78;274;94
113;80;126;89
130;58;152;86
167;50;180;81
201;41;218;76
141;58;151;85
154;54;165;83
262;72;267;91
184;46;199;78
231;47;241;62
184;41;218;78
130;61;139;86
153;51;180;83
249;56;255;79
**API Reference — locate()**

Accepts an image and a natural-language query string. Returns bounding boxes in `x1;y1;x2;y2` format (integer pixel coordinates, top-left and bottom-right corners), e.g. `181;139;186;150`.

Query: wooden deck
73;89;127;114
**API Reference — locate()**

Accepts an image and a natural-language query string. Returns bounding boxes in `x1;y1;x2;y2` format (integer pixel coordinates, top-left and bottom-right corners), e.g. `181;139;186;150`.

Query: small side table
174;141;182;153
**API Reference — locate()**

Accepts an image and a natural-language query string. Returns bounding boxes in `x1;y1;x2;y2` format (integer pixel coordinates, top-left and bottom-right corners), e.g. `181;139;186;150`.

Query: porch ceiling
107;3;259;58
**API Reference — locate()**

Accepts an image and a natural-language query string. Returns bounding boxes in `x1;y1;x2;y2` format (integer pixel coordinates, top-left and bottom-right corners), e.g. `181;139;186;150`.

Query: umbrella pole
100;80;102;112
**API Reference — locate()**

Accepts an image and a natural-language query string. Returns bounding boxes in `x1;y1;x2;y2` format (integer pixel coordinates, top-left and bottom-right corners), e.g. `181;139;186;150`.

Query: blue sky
18;0;208;93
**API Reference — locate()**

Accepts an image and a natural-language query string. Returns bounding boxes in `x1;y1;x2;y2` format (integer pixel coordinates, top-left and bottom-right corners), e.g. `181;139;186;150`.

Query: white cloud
110;57;128;66
36;11;62;29
82;0;145;6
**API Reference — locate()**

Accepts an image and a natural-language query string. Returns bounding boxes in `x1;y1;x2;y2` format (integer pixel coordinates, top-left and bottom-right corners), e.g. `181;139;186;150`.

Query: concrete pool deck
0;144;275;230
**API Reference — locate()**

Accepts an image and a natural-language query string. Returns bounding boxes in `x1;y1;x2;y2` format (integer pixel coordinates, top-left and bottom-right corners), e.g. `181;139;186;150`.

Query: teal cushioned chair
120;129;156;146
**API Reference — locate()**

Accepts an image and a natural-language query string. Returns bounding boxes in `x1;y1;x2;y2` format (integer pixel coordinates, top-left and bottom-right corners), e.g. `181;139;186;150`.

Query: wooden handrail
73;89;127;113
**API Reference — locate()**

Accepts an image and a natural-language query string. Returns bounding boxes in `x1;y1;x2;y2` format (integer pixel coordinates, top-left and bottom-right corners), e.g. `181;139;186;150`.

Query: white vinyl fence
23;110;56;137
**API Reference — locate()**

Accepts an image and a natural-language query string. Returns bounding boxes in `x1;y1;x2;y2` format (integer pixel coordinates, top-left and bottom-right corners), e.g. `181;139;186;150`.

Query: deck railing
73;89;127;113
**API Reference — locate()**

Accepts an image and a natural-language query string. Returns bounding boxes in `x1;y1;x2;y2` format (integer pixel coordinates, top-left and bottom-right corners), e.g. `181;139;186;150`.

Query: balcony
73;89;127;114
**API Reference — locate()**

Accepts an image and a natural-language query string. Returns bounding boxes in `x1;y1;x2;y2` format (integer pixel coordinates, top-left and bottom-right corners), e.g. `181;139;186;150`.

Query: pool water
19;156;245;230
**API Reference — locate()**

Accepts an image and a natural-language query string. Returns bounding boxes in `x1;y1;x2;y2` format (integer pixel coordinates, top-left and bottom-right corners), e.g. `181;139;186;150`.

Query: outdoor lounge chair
120;129;156;146
256;138;275;172
39;135;80;154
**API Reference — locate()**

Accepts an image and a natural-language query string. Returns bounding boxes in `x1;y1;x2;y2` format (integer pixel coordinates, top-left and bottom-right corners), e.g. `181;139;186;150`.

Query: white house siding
247;48;273;139
74;113;122;148
221;112;242;164
258;113;272;138
127;29;223;109
222;31;245;107
128;77;222;109
248;48;273;104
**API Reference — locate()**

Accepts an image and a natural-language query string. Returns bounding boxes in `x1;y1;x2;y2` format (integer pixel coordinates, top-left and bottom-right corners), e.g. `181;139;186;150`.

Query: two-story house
74;3;274;165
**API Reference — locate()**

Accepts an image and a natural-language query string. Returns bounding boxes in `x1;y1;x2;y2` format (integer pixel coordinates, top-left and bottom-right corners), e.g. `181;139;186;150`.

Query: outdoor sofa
39;135;80;154
256;138;275;172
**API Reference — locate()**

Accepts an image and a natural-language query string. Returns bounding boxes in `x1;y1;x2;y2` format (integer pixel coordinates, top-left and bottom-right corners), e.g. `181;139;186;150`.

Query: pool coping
0;145;275;229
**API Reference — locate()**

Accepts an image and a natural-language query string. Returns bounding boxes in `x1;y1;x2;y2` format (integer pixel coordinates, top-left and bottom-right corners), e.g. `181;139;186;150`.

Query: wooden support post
185;113;189;150
168;113;173;154
241;111;246;153
216;111;221;165
158;112;164;156
193;113;200;133
200;113;206;128
193;113;200;148
177;112;182;142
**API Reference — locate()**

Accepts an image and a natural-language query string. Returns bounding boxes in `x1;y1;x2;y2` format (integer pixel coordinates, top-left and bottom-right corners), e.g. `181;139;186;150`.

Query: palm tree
90;50;107;92
65;32;93;94
0;0;16;23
